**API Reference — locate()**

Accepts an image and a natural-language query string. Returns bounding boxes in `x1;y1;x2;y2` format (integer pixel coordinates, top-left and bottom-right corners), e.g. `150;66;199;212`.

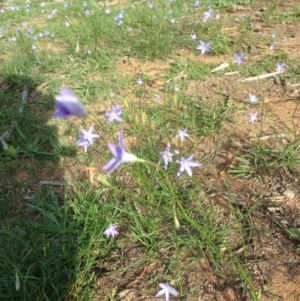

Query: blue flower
53;88;87;118
176;155;202;177
106;105;123;123
196;40;210;56
104;224;119;238
103;130;139;173
156;283;179;301
234;52;244;65
77;125;100;153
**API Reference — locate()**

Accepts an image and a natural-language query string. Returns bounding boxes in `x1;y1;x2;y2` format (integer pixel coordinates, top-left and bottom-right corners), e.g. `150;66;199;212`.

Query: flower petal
121;151;137;163
102;158;120;171
108;143;122;160
119;129;124;149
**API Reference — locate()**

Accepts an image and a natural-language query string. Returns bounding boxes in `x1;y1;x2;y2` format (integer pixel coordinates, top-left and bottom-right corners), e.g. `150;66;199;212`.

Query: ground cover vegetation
1;0;300;300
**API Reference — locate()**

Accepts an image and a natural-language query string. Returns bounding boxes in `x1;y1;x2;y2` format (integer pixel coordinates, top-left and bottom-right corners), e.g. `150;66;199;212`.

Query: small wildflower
176;155;202;177
203;7;213;22
154;93;161;100
160;143;179;170
196;40;210;56
126;27;132;32
32;45;36;50
176;129;189;142
156;283;179;301
148;2;154;9
102;129;139;173
276;63;285;73
269;44;274;50
65;21;70;27
191;33;197;41
105;8;111;14
216;13;221;19
136;78;143;86
234;52;244;65
249;112;258;125
77;125;100;153
104;224;119;238
116;19;123;26
271;33;277;39
53;88;87;118
248;93;259;104
106;105;123;123
87;49;92;55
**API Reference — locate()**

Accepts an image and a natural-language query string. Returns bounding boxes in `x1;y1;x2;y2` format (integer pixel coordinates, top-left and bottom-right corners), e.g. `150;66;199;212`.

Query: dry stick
238;71;282;83
0;86;28;144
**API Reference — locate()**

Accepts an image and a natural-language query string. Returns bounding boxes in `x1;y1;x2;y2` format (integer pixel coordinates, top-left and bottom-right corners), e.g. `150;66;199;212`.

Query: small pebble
283;189;295;199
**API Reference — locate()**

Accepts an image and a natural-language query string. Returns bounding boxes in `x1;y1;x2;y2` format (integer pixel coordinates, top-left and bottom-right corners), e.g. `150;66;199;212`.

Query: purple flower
160;143;179;170
248;93;258;104
53;88;87;118
103;130;139;173
106;105;123;123
176;155;202;177
276;63;285;73
203;7;213;22
77;125;100;153
176;129;189;142
156;283;179;301
154;93;161;100
234;52;244;65
249;112;258;125
191;33;197;41
104;224;119;238
116;19;123;26
196;40;210;56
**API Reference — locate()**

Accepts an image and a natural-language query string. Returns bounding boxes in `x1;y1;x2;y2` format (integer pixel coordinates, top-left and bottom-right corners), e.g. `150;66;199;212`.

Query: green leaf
8;145;17;157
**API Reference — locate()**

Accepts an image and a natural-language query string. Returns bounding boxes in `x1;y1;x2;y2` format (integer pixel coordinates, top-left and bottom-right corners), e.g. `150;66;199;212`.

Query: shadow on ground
0;75;87;300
